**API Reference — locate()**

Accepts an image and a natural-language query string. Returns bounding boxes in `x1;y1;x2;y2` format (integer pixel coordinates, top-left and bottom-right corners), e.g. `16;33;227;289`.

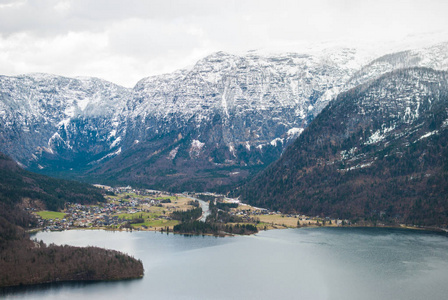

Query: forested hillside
239;68;448;227
0;153;143;287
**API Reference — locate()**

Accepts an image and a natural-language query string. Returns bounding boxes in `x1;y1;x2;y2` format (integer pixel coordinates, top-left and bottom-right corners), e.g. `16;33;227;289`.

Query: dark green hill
239;68;448;227
0;152;105;212
0;153;143;288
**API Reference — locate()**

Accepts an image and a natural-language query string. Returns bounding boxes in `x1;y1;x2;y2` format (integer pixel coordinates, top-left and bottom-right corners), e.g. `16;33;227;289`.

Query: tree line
172;201;258;235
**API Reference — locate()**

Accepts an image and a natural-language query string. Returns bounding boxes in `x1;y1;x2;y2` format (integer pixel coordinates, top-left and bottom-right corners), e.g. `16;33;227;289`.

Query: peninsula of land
0;153;144;288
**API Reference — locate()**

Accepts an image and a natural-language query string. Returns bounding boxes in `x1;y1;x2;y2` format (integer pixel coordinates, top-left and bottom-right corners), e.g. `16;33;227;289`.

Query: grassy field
228;203;300;228
106;192;152;201
255;214;338;228
253;214;299;228
155;196;179;201
162;197;195;211
111;195;194;231
232;203;260;212
256;222;277;230
36;211;67;220
114;211;162;220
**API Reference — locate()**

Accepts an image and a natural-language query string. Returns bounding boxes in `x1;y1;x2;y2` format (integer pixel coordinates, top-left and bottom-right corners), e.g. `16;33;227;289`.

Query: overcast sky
0;0;447;87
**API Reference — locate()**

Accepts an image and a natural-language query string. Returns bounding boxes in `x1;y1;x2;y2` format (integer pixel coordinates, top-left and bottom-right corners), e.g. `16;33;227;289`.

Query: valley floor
31;186;428;236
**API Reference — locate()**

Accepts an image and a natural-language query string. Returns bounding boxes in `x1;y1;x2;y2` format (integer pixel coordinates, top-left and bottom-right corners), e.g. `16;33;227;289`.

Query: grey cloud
0;0;447;87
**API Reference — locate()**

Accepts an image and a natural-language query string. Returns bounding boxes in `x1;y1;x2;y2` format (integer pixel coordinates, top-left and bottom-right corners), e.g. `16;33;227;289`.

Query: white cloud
0;0;447;87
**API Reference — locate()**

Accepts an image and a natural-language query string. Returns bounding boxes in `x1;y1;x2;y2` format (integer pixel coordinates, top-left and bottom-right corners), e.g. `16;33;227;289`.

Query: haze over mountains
1;41;447;194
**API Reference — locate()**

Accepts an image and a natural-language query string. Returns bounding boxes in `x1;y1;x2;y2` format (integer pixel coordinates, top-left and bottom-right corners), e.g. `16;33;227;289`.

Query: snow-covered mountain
0;42;447;191
347;42;448;88
239;67;448;226
125;49;362;152
0;74;129;169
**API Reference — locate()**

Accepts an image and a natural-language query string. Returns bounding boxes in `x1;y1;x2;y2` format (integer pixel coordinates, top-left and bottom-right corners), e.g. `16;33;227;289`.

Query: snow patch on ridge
110;136;121;148
43;147;54;155
95;147;122;164
48;132;72;150
343;161;375;172
229;144;236;157
77;98;90;111
58;118;71;127
191;139;205;150
109;129;117;138
365;125;395;145
221;87;229;117
168;146;179;160
287;127;304;137
270;138;284;146
190;140;205;158
417;130;438;141
340;147;358;160
48;132;62;145
442;119;448;128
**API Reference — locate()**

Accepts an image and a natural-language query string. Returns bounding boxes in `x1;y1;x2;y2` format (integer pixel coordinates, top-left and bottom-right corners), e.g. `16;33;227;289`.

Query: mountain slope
85;49;363;191
347;42;448;88
0;152;105;212
1;43;447;191
239;68;448;227
0;49;364;190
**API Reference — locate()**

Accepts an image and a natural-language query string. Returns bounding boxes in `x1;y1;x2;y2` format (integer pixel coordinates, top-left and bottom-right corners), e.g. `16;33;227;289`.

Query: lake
3;228;448;300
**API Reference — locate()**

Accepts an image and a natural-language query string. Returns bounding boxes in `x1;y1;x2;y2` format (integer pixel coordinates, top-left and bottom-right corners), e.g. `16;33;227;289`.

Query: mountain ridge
1;42;448;191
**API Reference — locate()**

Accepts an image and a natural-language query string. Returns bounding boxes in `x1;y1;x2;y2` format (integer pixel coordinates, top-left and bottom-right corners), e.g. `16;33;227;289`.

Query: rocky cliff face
95;49;363;190
1;43;447;191
120;49;364;155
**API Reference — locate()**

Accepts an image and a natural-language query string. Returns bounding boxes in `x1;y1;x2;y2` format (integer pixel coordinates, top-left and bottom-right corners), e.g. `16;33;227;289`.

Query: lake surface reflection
3;228;448;300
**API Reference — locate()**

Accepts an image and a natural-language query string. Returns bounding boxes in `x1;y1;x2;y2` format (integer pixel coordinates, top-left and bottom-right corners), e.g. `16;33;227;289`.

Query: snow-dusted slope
240;67;448;225
347;42;448;89
87;48;367;191
0;73;130;166
0;42;447;190
128;48;363;149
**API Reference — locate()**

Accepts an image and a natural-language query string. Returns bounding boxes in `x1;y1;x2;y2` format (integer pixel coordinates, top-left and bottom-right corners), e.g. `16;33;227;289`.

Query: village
34;185;348;233
35;186;181;231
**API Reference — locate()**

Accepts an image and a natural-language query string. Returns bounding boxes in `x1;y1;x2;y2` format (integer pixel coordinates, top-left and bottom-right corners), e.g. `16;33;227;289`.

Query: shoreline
0;273;144;290
28;221;448;237
30;188;447;238
296;223;448;234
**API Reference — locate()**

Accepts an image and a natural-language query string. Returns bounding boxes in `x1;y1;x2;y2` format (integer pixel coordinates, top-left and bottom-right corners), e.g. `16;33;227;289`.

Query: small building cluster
36;187;178;231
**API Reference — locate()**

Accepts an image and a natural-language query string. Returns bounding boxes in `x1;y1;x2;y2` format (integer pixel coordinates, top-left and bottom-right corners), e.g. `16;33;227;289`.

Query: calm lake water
3;228;448;300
